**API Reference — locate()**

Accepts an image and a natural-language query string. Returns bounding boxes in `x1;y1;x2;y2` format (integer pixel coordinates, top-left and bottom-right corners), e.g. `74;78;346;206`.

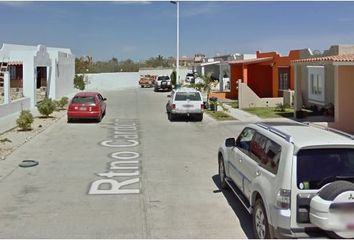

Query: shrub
16;110;34;131
74;74;85;90
170;70;176;87
55;97;69;110
37;98;56;117
275;103;290;112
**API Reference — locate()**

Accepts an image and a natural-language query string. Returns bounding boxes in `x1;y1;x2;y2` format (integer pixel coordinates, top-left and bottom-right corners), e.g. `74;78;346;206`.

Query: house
227;49;313;100
292;45;354;133
196;53;256;98
0;43;75;108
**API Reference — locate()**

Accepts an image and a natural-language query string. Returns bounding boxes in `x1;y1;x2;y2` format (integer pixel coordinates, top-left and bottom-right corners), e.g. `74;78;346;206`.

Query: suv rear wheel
253;198;271;239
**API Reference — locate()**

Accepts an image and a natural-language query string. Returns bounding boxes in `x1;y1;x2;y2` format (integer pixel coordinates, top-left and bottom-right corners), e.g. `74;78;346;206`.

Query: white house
0;43;75;108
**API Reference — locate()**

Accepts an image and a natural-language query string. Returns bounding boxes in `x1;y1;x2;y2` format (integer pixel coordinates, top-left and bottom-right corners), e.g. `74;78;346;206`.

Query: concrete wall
238;81;283;109
324;45;354;56
138;68;191;81
49;51;75;99
0;97;30;118
85;72;140;91
329;66;354;134
294;62;334;110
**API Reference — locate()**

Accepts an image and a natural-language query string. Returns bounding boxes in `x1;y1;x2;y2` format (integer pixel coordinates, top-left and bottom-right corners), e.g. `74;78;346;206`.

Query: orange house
226;49;312;99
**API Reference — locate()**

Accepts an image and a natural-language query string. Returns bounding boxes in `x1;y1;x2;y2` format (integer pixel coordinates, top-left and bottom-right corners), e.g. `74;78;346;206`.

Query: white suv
166;88;204;121
154;75;172;92
218;122;354;238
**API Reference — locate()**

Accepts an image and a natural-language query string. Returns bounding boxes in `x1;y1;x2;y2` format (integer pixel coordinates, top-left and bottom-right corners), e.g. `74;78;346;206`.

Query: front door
278;67;290;97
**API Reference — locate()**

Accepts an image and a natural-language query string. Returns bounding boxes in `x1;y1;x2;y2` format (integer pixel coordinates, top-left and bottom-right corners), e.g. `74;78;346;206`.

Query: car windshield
72;96;96;104
158;76;169;80
174;92;201;101
297;148;354;190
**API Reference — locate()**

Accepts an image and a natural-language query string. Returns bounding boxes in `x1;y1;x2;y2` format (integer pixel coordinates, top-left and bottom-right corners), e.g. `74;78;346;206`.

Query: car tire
253;198;271;239
67;118;72;123
196;114;203;122
218;156;229;189
169;113;175;121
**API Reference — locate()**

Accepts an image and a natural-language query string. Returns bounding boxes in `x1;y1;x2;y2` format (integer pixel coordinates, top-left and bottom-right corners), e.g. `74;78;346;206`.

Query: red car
67;92;107;122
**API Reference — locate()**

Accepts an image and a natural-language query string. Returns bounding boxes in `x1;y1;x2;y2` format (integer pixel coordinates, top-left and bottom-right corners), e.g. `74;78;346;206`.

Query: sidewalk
223;104;261;122
0;108;44;134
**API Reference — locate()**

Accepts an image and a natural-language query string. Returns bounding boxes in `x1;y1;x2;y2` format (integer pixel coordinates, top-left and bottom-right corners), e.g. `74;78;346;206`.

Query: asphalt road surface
0;87;253;238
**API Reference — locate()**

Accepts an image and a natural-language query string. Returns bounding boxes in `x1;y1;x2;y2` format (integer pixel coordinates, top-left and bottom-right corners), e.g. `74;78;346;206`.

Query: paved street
0;87;253;238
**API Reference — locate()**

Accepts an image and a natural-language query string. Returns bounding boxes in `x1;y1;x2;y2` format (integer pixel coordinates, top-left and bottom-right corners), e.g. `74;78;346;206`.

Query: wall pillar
3;72;10;104
334;65;339;124
242;65;248;84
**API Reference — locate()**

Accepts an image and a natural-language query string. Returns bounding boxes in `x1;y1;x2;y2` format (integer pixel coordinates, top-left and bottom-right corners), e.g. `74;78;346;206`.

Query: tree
170;70;176;87
74;74;85;90
200;72;215;101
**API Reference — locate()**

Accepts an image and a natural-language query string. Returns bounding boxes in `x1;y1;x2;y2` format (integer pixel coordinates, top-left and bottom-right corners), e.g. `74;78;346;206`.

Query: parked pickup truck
139;75;156;88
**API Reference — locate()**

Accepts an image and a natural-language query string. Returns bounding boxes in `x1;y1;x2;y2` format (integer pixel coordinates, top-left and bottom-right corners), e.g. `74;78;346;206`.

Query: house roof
292;54;354;63
228;57;273;65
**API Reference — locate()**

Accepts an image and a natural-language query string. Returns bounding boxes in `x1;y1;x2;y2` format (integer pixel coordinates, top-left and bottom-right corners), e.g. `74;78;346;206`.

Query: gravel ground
0;110;66;160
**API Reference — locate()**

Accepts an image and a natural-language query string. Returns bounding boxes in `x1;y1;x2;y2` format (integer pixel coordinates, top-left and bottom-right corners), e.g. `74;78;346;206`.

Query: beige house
293;53;354;134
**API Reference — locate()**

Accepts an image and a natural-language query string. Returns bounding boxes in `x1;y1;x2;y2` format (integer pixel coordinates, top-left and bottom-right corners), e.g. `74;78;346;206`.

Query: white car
218;122;354;238
166;88;204;121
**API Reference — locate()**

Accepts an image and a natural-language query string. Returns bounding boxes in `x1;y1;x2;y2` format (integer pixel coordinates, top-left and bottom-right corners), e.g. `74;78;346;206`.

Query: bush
275;103;291;112
74;74;85;90
170;70;176;87
54;97;69;110
16;110;34;131
37;98;56;117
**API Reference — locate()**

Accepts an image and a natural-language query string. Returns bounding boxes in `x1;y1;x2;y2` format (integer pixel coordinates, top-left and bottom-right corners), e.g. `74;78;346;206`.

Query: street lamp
170;0;179;89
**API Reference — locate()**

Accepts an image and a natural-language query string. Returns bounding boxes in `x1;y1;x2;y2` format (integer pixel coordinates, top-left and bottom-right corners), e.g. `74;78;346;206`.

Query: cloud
111;1;151;5
181;2;221;18
0;1;32;7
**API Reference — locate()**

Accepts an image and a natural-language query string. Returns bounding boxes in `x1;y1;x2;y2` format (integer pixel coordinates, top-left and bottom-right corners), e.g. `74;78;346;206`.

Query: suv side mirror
225;138;236;147
103;98;107;101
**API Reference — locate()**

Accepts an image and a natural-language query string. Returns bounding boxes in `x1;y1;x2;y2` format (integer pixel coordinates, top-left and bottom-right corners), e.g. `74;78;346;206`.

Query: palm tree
200;72;214;101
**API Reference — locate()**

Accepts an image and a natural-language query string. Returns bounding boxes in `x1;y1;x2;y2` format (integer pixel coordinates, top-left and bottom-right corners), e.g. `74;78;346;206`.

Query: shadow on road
67;119;102;124
166;113;202;122
212;174;254;238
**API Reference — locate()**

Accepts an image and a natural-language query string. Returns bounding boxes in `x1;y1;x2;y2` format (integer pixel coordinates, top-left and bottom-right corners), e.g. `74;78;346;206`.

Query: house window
279;72;289;90
307;66;325;104
9;66;17;80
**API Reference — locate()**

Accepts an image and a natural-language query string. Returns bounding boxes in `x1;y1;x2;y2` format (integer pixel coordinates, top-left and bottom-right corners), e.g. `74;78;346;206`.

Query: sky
1;1;354;61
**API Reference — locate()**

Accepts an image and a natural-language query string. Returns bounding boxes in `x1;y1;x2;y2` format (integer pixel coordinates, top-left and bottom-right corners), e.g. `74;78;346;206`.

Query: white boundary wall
0;97;31;118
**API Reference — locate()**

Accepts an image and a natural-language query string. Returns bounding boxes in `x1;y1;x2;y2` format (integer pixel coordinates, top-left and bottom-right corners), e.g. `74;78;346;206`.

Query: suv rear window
174;92;201;101
158;76;170;80
297;148;354;190
72;96;96;104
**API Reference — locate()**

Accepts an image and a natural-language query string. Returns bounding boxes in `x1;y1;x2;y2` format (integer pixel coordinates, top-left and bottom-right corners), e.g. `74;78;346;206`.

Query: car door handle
256;170;261;176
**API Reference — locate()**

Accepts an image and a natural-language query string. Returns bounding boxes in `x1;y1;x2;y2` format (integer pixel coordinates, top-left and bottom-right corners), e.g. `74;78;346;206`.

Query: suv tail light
201;104;204;110
172;104;176;110
276;189;291;209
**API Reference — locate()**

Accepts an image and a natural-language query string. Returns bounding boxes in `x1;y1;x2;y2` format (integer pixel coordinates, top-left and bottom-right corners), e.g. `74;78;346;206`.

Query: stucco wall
295;62;334;109
138;68;191;81
85;72;139;91
53;52;75;99
329;65;354;134
0;97;30;118
238;82;283;108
